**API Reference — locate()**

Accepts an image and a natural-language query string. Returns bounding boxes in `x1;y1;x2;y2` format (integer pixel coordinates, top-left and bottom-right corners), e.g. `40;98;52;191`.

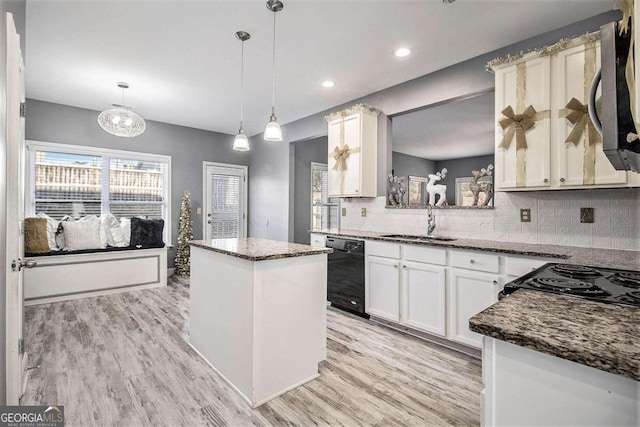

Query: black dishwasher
326;237;368;318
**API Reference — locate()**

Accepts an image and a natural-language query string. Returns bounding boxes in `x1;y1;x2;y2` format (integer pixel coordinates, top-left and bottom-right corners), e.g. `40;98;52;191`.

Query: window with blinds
209;173;242;238
28;143;171;240
311;163;339;231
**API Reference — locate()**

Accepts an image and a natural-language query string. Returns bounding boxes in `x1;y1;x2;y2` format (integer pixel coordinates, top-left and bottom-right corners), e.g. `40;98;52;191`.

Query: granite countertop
469;289;639;381
313;229;640;270
189;238;332;261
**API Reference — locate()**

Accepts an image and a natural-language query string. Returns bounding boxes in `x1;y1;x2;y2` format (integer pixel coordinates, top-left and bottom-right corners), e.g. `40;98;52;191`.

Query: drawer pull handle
402;265;407;269
493;280;498;285
469;259;476;264
394;264;399;269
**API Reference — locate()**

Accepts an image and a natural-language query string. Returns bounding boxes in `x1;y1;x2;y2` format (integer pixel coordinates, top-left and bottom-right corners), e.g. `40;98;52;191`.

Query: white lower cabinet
448;269;501;348
366;255;400;322
401;261;446;336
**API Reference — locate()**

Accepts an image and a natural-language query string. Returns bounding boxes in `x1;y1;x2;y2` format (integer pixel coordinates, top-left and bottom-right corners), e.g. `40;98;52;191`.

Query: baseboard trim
369;315;481;360
167;267;176;277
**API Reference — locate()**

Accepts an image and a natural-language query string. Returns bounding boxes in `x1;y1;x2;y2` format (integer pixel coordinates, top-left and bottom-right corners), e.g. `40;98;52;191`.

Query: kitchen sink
380;234;456;242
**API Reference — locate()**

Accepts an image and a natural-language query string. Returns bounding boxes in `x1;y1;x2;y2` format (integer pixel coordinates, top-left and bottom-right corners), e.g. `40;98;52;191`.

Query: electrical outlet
580;207;594;223
361;208;367;217
520;208;531;223
341;207;347;217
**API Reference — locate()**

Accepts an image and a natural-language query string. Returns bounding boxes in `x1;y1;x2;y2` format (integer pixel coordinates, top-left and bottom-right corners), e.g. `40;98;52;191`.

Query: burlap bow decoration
498;105;538;150
332;144;359;172
564;97;601;146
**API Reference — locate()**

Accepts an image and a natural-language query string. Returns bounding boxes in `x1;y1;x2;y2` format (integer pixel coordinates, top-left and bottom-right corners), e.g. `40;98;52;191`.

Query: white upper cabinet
326;104;379;197
495;56;551;190
554;42;627;186
492;34;639;191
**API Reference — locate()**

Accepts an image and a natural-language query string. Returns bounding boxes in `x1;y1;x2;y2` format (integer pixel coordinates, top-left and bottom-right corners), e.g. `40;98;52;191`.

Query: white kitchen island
188;238;331;408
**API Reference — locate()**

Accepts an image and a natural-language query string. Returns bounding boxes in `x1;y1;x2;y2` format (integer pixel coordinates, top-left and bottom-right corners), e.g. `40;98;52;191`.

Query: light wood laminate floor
23;276;482;426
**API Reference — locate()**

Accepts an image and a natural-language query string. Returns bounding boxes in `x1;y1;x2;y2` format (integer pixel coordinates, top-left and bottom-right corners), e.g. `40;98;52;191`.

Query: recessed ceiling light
394;47;412;58
322;80;335;88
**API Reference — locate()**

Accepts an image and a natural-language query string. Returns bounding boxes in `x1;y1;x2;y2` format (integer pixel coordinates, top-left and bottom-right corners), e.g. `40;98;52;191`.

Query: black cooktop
500;263;640;308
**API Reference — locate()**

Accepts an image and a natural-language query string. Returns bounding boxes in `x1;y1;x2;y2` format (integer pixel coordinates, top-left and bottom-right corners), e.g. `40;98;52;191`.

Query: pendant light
263;0;284;142
97;82;146;137
233;31;251;151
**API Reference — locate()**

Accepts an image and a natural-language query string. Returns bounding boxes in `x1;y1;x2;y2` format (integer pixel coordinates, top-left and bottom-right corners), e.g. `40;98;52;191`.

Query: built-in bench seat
23;246;168;305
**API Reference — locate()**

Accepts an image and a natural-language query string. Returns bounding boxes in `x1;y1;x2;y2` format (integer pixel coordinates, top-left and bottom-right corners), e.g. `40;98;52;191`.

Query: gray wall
1;0;26;405
392;151;436;181
435;154;495;204
24;99;248;267
292;136;328;244
248;10;620;242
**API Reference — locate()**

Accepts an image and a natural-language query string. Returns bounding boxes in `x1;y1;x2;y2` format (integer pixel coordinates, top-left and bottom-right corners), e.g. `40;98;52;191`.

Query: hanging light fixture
97;82;146;137
263;0;284;142
233;31;251;151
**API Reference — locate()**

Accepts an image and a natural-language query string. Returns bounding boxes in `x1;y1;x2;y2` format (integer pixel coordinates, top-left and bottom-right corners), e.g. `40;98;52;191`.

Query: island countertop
313;229;640;270
189;238;332;261
469;289;639;382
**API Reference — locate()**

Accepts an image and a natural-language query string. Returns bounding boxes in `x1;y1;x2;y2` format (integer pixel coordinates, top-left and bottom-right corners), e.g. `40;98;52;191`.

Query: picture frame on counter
408;176;428;207
455;176;493;207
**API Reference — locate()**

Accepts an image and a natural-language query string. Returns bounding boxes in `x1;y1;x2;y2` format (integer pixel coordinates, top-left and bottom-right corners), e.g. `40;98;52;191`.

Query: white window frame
25;140;172;244
310;162;340;231
202;161;248;239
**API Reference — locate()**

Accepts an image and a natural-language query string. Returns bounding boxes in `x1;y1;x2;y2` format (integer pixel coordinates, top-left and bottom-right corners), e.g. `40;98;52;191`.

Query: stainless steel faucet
426;204;436;236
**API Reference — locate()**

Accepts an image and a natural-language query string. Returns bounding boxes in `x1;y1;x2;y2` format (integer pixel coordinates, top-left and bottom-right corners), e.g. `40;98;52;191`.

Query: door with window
203;163;247;240
311;162;339;232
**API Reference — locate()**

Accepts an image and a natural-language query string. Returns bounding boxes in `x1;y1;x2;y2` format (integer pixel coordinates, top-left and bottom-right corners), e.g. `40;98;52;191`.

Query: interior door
5;12;29;404
203;162;247;240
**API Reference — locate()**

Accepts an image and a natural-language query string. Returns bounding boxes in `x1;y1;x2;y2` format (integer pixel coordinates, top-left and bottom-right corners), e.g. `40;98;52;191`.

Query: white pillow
120;218;131;246
80;215;108;248
61;220;105;251
36;212;60;251
101;214;128;247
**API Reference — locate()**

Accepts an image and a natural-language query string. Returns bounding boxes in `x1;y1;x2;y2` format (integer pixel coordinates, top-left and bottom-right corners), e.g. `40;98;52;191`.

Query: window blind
209;173;242;238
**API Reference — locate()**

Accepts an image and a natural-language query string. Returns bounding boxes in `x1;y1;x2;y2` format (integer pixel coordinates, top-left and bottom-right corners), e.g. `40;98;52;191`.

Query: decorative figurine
468;164;494;206
387;174;407;206
427;168;448;207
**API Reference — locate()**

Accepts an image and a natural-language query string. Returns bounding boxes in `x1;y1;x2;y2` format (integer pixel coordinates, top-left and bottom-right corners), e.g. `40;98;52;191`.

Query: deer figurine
426;168;448;207
468;164;494;206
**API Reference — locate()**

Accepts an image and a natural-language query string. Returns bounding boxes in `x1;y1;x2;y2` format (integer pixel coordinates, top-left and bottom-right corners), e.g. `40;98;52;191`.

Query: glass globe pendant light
233;31;251;151
97;82;146;137
263;0;284;142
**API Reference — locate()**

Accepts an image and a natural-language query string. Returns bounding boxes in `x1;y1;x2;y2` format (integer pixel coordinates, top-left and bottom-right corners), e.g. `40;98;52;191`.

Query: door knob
11;258;37;272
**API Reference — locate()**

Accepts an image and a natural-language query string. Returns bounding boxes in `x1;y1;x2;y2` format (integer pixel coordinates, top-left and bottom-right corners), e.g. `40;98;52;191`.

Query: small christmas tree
175;190;194;276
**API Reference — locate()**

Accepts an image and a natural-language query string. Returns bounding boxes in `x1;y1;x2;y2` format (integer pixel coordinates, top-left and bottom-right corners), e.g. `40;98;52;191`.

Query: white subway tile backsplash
339;190;639;251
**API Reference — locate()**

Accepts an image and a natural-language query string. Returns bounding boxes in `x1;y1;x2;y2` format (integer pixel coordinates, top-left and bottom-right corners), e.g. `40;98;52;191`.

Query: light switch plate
520;208;531;223
361;208;367;217
196;207;202;215
341;207;347;217
580;207;594;223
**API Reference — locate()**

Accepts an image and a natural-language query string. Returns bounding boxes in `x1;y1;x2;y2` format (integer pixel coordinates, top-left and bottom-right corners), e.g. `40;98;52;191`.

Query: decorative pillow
55;216;74;250
101;213;127;247
61;220;105;251
80;215;108;248
24;217;50;254
130;217;165;248
120;218;131;246
36;212;59;251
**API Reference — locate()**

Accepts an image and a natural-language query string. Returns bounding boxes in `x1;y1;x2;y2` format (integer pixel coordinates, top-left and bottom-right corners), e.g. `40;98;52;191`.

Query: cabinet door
401;261;446;337
555;43;627;187
495;56;551;189
448;269;500;348
366;255;400;322
328;113;362;197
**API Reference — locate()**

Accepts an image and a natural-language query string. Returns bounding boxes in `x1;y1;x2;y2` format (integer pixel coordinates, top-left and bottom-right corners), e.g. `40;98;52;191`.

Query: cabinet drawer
450;250;500;274
403;245;446;266
367;240;401;259
309;233;326;247
506;257;550;277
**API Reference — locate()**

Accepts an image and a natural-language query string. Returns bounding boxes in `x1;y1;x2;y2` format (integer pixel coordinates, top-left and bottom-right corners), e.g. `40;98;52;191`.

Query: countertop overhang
469;289;639;382
189;238;332;261
313;229;640;270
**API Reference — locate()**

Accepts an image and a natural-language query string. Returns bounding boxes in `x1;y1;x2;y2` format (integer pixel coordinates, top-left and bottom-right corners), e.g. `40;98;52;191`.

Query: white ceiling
25;0;614;137
392;92;495;161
